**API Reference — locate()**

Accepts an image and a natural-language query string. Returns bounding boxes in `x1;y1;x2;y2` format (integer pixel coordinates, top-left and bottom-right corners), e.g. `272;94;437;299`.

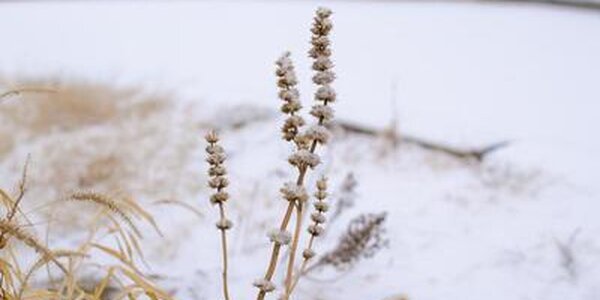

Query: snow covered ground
1;1;600;299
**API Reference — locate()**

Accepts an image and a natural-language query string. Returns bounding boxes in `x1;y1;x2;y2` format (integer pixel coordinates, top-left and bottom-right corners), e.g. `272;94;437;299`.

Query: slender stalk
283;199;304;297
288;236;315;294
286;174;327;297
258;8;334;298
0;157;29;248
205;131;233;300
217;202;231;300
256;165;310;300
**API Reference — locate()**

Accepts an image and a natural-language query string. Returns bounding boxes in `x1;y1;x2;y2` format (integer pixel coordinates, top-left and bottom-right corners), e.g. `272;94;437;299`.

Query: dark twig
332;121;509;162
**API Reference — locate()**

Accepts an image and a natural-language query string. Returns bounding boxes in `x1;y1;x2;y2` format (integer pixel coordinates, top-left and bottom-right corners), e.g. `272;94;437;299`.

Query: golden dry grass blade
0;221;67;274
127;231;148;268
93;267;116;299
0;257;18;297
121;195;162;236
18;289;58;300
68;192;142;238
117;267;171;300
0;188;14;210
18;250;87;299
89;243;142;276
153;199;204;219
107;214;135;263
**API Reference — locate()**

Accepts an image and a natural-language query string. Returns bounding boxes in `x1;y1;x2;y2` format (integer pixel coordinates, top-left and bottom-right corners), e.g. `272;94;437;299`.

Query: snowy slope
0;1;599;300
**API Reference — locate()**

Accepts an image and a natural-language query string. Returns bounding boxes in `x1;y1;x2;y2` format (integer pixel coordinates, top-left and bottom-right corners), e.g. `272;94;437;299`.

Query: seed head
314;201;329;213
288;149;320;169
205;130;219;144
216;218;233;230
303;248;316;260
310;105;334;122
305;125;331;145
210;191;230;205
253;279;276;293
268;229;292;245
280;182;309;203
307;224;324;236
319;213;388;270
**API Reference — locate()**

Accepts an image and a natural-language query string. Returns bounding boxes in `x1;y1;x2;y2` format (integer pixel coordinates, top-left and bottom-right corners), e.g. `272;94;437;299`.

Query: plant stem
218;199;231;300
256;201;294;300
287;235;315;295
256;155;314;300
283;199;304;298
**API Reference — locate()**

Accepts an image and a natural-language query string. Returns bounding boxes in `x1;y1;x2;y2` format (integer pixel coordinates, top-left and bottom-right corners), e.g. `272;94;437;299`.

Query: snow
1;1;600;299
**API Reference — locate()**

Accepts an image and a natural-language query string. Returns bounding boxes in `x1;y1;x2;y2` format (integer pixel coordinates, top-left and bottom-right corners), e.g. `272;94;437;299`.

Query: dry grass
0;129;13;157
0;78;167;135
0;78;203;298
0;77;203;233
0;167;171;299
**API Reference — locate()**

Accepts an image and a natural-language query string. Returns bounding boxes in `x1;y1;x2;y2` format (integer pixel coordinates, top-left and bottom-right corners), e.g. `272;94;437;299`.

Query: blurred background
0;1;599;299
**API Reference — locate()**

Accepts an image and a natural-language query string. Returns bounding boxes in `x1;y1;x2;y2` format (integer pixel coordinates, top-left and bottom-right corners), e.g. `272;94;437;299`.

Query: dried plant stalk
282;7;336;299
205;130;232;300
287;177;329;296
255;7;336;300
317;212;388;271
0;220;66;274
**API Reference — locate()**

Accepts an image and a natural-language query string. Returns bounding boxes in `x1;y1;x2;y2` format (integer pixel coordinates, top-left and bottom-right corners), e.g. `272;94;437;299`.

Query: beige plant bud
288;149;321;169
281;100;302;114
282;116;306;141
216;218;233;230
268;229;292;245
302;248;316;260
311;212;326;224
311;36;330;48
253;279;276;293
278;72;298;88
314;201;329;212
315;190;327;200
206;144;224;155
210;191;230;204
206;152;226;166
278;88;300;102
280;182;309;203
308;224;324;236
315;86;336;103
209;176;229;189
313;56;333;71
313;70;336;85
316;7;333;19
311;18;333;36
208;165;227;177
205;130;219;144
305;125;330;145
310;104;334;122
316;177;328;191
293;134;313;150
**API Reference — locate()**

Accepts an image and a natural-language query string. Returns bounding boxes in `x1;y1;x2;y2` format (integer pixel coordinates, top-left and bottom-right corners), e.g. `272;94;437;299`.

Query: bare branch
332;121;509;162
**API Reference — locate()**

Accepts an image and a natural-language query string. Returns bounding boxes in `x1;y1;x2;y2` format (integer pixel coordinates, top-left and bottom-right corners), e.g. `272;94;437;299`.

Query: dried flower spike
205;130;232;300
276;52;305;141
285;176;330;297
319;212;389;270
309;7;336;127
257;8;337;300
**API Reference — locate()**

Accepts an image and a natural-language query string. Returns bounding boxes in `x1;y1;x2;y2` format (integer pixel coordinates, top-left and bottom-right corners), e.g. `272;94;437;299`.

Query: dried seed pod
319;213;389;270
